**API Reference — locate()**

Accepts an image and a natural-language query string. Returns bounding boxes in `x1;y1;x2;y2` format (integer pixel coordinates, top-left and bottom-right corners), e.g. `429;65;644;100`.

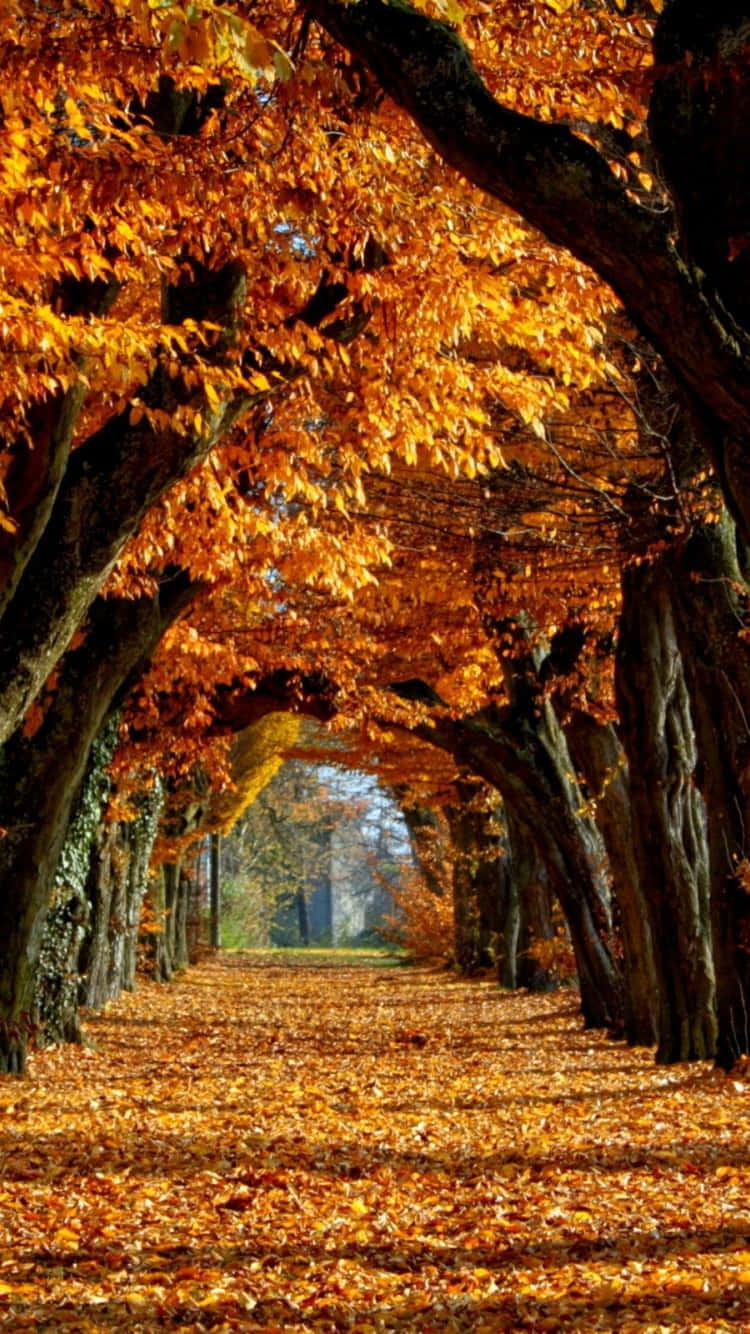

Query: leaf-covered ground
1;955;750;1331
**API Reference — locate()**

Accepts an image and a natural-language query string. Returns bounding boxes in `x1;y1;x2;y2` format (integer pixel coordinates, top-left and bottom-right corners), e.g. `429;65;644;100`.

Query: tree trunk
296;887;311;946
616;555;716;1062
0;579;192;1073
173;869;191;971
209;832;221;949
504;805;556;993
445;805;480;976
416;673;622;1029
565;712;658;1046
397;796;450;900
35;718;120;1046
152;864;177;983
447;788;483;973
78;821;127;1009
0;262;249;751
666;512;750;1067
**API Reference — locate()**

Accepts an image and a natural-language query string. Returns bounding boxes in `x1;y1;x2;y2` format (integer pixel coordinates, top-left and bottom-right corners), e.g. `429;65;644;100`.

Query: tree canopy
3;0;750;1073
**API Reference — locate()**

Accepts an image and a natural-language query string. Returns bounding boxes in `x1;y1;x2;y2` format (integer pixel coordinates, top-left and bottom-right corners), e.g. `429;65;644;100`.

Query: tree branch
305;0;750;441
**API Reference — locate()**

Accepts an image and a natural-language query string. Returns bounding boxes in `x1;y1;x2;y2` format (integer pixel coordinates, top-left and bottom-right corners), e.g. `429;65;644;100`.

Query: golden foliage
381;865;455;963
209;712;301;832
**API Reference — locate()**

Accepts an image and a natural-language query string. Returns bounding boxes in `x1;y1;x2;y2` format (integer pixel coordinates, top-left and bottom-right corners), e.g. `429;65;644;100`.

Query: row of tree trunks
399;782;558;990
415;659;623;1032
402;506;750;1069
148;860;193;982
38;788;166;1046
0;578;193;1072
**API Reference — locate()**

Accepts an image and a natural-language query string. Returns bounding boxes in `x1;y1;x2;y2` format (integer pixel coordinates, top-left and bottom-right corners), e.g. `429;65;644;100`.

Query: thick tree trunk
80;779;165;1009
78;822;126;1009
665;512;750;1067
446;780;504;973
0;579;193;1073
566;713;658;1046
487;852;519;989
616;556;716;1062
416;673;622;1029
35;719;120;1046
504;805;556;993
474;837;512;976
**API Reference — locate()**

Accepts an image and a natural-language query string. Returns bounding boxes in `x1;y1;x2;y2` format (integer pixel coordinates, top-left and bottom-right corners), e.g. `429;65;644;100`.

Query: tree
2;0;533;1062
303;0;750;532
9;0;750;1071
294;0;750;1062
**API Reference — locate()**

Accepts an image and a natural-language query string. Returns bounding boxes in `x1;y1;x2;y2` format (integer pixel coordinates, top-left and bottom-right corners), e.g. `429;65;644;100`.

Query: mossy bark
0;580;192;1074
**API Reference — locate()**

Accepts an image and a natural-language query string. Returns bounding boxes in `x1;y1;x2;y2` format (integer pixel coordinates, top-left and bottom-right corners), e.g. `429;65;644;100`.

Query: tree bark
504;804;556;993
446;779;504;972
616;556;717;1062
78;822;127;1010
666;512;750;1067
35;718;120;1046
209;833;221;949
446;783;484;973
0;577;193;1073
565;712;658;1046
0;260;249;750
412;671;622;1029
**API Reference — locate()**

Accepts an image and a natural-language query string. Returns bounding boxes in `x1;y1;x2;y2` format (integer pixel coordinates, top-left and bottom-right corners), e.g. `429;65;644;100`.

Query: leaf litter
0;953;749;1331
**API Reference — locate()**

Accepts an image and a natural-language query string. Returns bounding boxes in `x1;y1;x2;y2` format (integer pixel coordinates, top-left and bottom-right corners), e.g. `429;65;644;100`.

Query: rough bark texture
446;781;494;973
0;579;193;1073
412;667;622;1030
78;822;129;1010
616;557;717;1062
35;719;120;1046
566;713;658;1046
666;513;750;1068
504;805;557;994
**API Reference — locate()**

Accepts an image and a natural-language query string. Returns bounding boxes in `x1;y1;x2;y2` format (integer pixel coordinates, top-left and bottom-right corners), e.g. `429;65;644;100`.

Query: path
0;954;749;1330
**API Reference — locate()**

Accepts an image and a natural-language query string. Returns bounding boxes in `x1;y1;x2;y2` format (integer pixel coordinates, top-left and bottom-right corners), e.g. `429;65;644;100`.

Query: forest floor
1;955;750;1332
